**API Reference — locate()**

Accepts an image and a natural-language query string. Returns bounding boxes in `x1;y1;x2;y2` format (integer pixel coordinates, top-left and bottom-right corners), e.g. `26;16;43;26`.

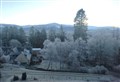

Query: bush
13;75;19;81
34;77;38;80
88;65;108;74
79;67;89;73
21;72;27;80
113;65;120;73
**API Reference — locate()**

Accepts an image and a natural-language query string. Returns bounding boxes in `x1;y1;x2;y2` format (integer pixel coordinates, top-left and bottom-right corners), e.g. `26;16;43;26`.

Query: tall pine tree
73;9;88;42
57;25;66;42
18;27;26;44
48;28;56;42
40;28;47;48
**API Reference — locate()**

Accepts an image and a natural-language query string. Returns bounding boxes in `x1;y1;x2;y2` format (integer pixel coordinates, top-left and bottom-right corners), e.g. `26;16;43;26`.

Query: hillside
0;23;110;33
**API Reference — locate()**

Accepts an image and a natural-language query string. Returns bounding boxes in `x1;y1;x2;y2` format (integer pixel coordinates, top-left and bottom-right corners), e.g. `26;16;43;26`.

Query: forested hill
0;23;110;32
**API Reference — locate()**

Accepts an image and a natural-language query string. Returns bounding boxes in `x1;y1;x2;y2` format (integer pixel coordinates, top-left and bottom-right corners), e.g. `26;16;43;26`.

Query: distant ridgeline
0;23;111;32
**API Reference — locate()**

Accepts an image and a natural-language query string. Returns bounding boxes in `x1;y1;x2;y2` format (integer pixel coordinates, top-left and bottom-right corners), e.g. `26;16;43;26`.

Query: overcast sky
0;0;120;27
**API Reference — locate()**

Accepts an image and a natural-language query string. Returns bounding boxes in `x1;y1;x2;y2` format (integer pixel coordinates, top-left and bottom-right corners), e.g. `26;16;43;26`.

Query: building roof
15;53;28;63
32;48;41;51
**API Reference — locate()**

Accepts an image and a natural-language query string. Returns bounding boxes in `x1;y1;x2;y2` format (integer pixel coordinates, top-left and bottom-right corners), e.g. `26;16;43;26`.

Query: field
0;64;120;82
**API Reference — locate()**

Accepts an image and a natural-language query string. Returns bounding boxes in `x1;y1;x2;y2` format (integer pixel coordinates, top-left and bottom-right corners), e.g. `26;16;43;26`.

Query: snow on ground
0;64;120;82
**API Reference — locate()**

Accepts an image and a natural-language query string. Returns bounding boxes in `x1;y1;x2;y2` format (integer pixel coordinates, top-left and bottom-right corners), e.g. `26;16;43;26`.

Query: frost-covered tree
9;39;22;48
74;38;88;66
40;28;47;48
29;27;35;47
112;27;120;64
41;27;120;71
73;9;87;41
42;37;89;70
112;27;120;40
67;50;80;70
1;26;26;47
29;27;47;48
48;28;56;42
41;40;57;69
57;25;66;42
43;39;51;48
54;38;71;69
2;27;10;46
0;55;10;63
34;30;42;48
18;27;26;44
41;39;72;69
88;29;119;67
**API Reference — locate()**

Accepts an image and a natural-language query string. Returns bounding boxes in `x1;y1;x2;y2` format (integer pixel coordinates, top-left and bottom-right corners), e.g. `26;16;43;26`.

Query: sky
0;0;120;27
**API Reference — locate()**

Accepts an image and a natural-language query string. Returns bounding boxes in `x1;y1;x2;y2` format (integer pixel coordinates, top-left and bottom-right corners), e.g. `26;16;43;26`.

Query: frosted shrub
113;65;120;73
9;39;22;48
88;65;108;74
79;67;89;73
0;55;10;63
33;77;38;80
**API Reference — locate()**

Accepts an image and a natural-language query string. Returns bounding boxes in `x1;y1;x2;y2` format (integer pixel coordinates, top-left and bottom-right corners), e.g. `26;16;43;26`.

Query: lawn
0;64;120;82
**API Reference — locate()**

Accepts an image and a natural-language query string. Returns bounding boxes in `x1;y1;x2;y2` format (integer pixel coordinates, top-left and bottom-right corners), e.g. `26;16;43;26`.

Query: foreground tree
88;29;118;68
73;9;88;42
41;39;57;69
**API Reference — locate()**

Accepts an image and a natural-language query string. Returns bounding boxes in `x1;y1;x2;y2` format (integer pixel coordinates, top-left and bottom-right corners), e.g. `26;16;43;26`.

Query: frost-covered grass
0;64;119;82
33;60;67;70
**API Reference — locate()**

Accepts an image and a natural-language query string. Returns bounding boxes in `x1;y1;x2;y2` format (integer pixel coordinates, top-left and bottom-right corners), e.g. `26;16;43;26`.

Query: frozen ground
0;64;120;82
